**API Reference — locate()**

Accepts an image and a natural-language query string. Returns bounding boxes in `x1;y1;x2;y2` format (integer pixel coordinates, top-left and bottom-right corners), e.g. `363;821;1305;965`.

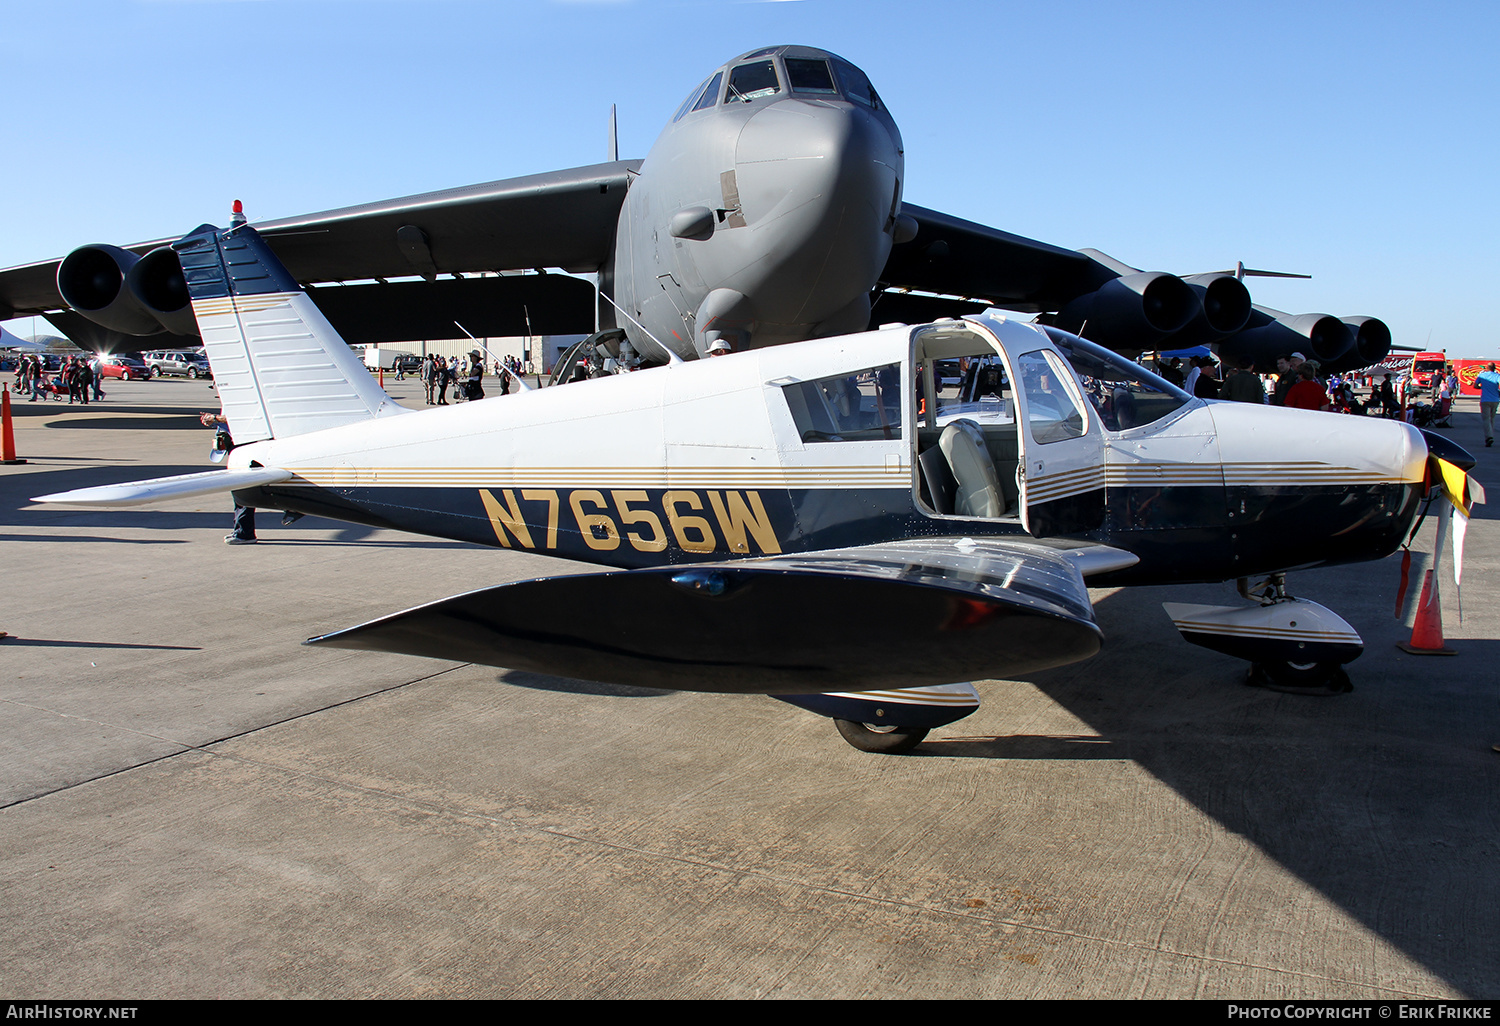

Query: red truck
1409;351;1447;390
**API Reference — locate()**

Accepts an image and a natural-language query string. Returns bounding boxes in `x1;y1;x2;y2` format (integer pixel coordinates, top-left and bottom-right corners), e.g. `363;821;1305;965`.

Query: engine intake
57;245;161;335
1049;271;1197;351
1219;310;1353;372
1178;273;1252;340
1342;316;1391;368
126;247;197;336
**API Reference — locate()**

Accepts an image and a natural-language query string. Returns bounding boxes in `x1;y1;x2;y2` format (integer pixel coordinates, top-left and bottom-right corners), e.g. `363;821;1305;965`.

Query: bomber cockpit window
833;62;881;109
672;78;708;122
1042;327;1191;431
782;364;903;442
785;58;838;95
727;61;781;102
690;71;724;113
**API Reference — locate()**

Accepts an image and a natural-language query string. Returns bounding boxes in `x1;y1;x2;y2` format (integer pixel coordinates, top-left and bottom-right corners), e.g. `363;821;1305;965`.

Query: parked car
393;354;425;373
98;355;151;381
143;350;213;379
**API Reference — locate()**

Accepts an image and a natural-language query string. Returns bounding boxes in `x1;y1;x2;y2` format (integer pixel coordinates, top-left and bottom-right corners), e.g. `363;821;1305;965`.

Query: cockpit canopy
671;45;884;122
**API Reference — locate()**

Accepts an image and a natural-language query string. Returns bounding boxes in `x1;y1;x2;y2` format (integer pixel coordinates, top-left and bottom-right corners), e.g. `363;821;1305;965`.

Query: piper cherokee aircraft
33;217;1474;754
0;45;1389;376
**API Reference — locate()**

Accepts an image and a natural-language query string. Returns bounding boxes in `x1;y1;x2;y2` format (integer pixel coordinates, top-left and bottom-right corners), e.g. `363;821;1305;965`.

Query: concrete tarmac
1;375;1497;999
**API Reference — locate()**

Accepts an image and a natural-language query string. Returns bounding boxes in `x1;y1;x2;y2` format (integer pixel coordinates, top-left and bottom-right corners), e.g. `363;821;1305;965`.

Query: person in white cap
707;339;733;357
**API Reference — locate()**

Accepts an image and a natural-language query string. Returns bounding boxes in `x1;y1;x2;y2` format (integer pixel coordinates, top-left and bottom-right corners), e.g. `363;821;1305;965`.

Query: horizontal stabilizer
307;538;1103;695
32;467;293;507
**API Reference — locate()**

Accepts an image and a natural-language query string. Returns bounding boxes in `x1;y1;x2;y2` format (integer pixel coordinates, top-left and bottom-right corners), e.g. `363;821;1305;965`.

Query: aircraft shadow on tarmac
496;669;673;699
41;415;208;431
1000;580;1500;996
0;532;188;545
919;734;1125;760
6;401;207;420
0;637;200;651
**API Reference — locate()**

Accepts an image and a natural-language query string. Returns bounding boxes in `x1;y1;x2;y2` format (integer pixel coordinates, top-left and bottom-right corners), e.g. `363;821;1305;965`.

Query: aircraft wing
878;203;1105;311
0;160;640;345
306;537;1108;695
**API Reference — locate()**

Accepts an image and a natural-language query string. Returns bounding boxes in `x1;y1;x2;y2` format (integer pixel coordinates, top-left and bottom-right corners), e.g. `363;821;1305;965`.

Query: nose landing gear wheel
1246;660;1353;694
834;719;929;754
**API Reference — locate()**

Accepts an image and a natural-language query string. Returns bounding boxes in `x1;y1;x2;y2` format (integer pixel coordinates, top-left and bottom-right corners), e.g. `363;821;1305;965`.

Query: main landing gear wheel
1246;660;1353;695
834;719;929;754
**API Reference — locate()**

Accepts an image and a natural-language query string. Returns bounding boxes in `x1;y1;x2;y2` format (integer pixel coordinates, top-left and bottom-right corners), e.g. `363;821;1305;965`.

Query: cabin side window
781;364;903;442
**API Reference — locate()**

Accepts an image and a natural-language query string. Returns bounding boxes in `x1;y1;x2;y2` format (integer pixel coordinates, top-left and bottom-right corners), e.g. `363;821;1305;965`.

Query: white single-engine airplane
34;216;1477;753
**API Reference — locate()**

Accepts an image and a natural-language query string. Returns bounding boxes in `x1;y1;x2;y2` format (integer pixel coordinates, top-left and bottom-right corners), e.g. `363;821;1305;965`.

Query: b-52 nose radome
610;45;908;363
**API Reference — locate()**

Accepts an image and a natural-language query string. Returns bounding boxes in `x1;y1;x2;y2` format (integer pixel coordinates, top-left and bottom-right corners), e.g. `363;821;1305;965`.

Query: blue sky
3;0;1496;355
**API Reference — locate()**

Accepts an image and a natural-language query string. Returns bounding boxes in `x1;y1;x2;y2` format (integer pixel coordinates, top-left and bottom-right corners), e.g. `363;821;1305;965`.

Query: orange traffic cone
1;385;26;465
1398;569;1456;655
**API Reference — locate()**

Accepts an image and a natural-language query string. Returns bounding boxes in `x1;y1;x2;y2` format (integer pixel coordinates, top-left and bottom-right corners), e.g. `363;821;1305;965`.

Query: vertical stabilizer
173;212;405;443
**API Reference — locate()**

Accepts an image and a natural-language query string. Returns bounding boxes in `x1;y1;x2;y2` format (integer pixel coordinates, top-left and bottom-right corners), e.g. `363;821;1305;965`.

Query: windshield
1042;327;1192;431
833;61;881;109
727;61;780;102
785;58;838;95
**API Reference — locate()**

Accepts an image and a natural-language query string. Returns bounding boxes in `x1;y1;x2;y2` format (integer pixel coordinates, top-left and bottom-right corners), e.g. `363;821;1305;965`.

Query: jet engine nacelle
1049;271;1198;351
1342;316;1391;370
1218;310;1354;373
1173;272;1252;344
56;244;197;338
125;246;196;336
56;244;160;335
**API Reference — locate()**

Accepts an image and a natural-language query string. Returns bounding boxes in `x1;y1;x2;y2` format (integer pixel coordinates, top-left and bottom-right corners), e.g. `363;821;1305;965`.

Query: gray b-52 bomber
0;45;1389;375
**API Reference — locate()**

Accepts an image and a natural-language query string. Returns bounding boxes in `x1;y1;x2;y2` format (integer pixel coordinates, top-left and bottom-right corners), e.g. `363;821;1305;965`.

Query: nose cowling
731;99;902;325
1207;403;1430;574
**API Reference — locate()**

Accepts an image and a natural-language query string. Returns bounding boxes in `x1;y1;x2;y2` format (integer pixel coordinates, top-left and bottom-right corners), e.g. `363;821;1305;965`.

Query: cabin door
1002;344;1106;538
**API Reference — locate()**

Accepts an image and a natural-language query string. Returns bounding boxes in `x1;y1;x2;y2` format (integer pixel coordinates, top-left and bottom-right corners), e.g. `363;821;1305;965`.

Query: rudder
174;209;405;443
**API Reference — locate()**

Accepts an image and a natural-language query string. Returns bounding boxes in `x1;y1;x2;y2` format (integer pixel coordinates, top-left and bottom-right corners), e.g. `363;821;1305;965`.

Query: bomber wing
878;203;1104;311
0;160;640;346
307;537;1110;695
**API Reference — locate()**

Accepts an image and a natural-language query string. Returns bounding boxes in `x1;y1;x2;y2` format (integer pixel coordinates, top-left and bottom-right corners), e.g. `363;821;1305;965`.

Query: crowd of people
411;351;531;406
1152;350;1475;422
10;354;104;404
